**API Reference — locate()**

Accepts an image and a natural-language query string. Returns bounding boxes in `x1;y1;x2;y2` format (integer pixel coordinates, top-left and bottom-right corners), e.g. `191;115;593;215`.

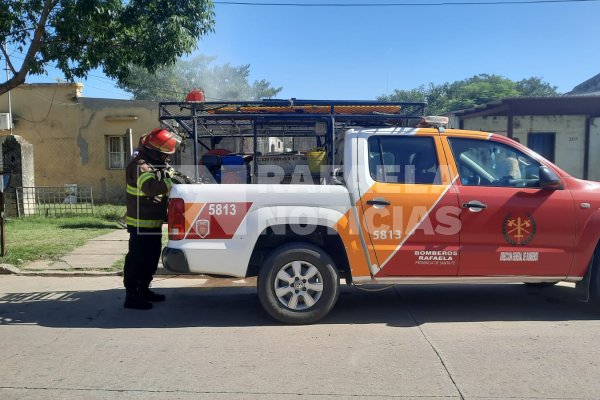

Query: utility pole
1;43;13;256
0;181;5;257
126;128;134;157
3;43;14;136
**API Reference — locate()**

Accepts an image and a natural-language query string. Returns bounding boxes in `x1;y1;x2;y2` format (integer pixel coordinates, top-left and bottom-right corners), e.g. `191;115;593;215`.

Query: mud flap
575;253;594;303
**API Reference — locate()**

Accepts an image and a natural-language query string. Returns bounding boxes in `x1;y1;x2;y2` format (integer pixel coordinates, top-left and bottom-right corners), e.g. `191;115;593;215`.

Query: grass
2;205;126;266
109;227;168;273
92;204;126;221
110;255;126;273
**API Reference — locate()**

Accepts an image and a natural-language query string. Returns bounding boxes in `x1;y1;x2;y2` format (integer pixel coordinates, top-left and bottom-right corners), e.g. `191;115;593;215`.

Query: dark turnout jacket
125;153;173;230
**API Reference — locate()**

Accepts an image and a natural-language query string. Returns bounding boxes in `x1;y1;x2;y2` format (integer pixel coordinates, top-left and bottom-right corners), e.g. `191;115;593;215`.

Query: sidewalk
3;229;174;276
23;229;129;273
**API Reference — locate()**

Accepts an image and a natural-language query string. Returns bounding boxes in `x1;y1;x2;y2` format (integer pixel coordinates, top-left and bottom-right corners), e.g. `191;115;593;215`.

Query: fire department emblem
195;219;211;238
502;213;536;246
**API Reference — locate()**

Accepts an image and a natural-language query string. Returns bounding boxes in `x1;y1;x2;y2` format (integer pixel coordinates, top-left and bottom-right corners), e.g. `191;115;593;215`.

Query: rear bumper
161;248;191;273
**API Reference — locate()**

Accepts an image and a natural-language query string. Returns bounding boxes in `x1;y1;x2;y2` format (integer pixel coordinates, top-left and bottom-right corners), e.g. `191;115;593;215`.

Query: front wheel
589;250;600;305
257;243;340;324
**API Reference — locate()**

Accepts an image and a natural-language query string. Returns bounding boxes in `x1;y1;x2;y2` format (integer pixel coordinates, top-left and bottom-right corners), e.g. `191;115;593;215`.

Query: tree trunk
0;0;56;96
0;75;27;97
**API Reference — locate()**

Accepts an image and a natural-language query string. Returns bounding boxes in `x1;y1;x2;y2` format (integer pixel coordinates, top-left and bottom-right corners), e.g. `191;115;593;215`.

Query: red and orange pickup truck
160;105;600;324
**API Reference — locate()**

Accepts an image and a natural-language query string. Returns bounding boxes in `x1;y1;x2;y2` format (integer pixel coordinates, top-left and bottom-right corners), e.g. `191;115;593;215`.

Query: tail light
168;198;185;240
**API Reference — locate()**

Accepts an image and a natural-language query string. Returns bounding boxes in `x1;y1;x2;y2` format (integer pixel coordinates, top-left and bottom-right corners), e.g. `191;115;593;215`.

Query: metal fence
6;186;94;217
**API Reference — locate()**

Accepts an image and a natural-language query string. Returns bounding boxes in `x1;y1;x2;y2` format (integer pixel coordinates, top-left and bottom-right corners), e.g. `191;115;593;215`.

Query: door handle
462;201;487;212
367;198;391;207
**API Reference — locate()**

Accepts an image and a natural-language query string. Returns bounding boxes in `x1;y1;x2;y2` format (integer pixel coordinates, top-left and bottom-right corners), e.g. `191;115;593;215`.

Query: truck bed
166;183;353;277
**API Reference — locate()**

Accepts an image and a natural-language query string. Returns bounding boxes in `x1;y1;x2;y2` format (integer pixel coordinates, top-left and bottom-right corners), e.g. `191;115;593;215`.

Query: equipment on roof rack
159;99;426;182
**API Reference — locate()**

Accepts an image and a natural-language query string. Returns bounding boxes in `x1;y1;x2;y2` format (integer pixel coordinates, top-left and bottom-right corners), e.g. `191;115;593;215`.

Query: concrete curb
14;270;124;277
0;264;20;275
1;265;181;277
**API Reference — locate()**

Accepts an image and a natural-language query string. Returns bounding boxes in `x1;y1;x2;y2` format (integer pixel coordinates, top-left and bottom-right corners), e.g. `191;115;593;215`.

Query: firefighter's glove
165;167;176;178
156;168;175;182
177;169;196;183
172;173;195;184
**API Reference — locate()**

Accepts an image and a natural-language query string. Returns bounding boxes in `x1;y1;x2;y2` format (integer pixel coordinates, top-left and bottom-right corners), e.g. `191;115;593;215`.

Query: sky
20;0;600;100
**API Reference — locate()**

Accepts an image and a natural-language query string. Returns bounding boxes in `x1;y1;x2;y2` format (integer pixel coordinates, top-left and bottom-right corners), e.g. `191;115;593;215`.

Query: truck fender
243;205;371;279
568;209;600;279
244;205;346;238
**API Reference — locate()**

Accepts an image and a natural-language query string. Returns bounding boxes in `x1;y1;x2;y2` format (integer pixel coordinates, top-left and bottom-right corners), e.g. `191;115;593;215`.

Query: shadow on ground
0;283;598;328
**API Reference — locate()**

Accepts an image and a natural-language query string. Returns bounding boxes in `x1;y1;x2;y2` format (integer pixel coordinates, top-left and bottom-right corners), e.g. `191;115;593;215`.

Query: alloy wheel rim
273;260;324;311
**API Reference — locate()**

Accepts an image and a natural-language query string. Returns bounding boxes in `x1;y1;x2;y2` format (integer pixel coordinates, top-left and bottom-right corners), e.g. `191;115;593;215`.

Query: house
452;96;600;181
0;83;160;203
0;83;313;205
567;73;600;96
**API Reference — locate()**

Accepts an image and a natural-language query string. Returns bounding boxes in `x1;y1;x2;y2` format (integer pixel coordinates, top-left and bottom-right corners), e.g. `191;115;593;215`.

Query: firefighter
123;128;181;310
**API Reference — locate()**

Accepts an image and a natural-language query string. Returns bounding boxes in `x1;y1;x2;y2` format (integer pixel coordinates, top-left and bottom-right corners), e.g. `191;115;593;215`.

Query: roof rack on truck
158;99;426;183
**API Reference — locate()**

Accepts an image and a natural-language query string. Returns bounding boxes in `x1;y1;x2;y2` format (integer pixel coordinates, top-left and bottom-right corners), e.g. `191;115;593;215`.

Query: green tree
378;74;560;115
118;55;283;101
515;77;560;97
444;74;520;112
0;0;215;96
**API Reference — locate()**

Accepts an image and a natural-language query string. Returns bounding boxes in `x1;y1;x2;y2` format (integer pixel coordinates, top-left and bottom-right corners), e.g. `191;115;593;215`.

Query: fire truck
159;99;600;324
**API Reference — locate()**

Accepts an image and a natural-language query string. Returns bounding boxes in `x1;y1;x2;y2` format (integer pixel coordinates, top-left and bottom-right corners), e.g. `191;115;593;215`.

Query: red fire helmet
185;89;205;102
142;128;181;154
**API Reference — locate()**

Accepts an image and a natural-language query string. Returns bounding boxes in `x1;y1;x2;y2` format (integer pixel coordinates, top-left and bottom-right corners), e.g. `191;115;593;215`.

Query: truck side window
368;136;441;184
448;138;542;188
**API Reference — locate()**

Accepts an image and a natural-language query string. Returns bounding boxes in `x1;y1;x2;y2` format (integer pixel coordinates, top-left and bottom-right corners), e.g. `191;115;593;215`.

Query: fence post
90;187;94;215
0;192;5;256
15;188;21;218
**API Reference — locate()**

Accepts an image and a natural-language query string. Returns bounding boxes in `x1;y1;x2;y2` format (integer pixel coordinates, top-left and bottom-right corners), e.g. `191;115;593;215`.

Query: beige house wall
462;116;508;136
460;114;587;178
0;83;159;202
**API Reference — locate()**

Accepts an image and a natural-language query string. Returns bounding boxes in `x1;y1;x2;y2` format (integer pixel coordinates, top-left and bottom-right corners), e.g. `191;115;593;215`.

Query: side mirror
539;166;562;190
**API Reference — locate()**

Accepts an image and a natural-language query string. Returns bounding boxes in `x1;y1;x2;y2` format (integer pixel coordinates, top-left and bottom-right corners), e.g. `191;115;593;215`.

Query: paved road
1;275;599;399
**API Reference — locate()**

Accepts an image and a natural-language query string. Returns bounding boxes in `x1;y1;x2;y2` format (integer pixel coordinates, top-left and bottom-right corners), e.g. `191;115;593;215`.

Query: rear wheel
257;243;340;324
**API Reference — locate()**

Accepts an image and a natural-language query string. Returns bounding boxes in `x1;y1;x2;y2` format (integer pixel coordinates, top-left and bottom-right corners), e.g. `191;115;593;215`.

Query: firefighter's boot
141;288;166;302
124;288;153;310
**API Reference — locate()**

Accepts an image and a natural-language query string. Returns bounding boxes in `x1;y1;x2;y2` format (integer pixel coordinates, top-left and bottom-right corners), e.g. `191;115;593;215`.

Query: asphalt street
1;275;600;399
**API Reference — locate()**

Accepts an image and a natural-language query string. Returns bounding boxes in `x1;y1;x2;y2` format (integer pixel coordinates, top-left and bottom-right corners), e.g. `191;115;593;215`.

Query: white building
452;96;600;181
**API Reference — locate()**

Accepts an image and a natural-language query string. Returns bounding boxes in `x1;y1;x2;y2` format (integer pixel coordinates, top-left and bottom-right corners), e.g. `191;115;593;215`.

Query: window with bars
107;136;126;169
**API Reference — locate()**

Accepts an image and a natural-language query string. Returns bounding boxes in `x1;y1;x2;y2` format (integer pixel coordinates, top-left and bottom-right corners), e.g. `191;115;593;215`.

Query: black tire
589;250;600;305
257;242;340;324
524;282;559;288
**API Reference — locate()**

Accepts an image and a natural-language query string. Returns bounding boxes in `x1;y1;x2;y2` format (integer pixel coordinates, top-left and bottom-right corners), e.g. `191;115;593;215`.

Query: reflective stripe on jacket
125;153;173;229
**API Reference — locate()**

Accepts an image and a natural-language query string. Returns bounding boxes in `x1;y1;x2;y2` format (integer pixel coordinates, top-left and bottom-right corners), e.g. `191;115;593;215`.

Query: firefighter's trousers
123;228;162;290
